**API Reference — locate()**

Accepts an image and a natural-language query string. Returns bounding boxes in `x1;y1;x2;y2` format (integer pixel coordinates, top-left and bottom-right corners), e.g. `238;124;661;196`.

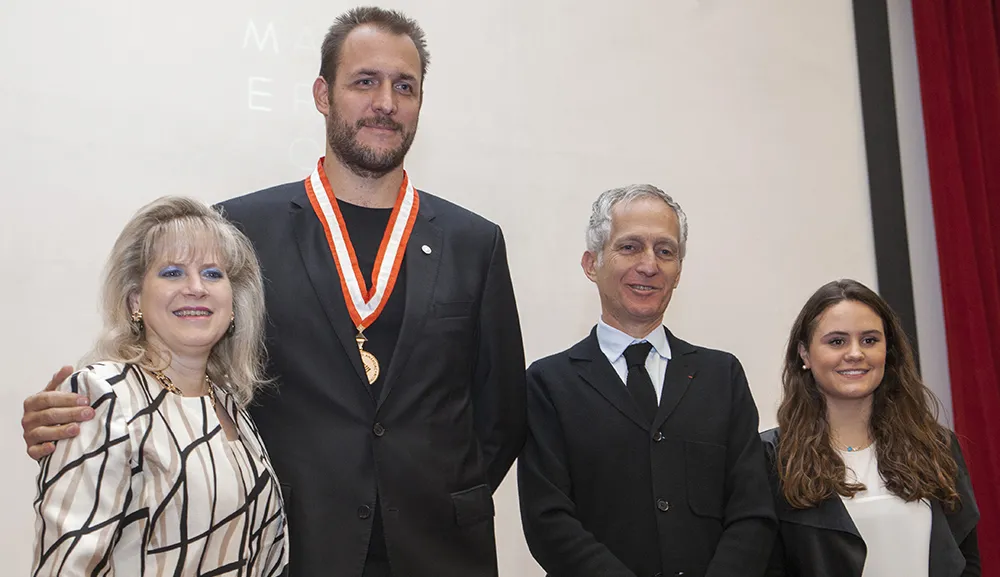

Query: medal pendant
356;332;380;384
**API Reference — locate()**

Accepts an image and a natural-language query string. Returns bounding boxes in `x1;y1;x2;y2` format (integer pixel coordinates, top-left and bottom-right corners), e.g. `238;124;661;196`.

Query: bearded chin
326;117;416;179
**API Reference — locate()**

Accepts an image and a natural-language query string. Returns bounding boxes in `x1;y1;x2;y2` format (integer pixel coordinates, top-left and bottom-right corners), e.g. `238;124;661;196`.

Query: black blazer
760;428;980;577
219;181;527;577
518;328;776;577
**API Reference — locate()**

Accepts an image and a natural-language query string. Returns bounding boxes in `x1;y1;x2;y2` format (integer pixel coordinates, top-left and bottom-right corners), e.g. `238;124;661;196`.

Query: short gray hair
85;196;268;407
586;184;688;259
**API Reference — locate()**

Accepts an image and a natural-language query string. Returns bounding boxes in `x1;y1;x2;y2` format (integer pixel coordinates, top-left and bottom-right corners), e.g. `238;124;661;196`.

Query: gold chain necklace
150;369;217;410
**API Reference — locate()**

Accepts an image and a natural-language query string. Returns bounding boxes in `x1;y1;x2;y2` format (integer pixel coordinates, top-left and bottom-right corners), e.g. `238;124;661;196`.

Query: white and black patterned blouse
32;362;288;576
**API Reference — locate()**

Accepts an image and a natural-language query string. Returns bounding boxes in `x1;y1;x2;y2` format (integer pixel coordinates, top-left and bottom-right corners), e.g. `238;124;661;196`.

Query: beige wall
0;1;879;574
886;0;954;426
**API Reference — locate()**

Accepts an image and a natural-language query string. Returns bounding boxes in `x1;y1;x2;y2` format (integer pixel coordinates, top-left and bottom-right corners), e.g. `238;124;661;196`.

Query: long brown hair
776;279;959;509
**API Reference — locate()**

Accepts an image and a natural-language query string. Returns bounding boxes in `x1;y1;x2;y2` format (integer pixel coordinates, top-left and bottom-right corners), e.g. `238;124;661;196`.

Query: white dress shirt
840;445;931;577
596;318;672;402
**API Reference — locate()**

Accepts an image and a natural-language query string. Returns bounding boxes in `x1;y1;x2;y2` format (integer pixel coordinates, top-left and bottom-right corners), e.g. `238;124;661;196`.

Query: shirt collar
596;318;671;365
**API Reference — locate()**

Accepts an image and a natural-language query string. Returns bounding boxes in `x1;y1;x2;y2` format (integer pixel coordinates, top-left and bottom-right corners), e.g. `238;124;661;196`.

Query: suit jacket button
656;499;670;512
652;431;665;442
357;505;372;519
373;423;385;437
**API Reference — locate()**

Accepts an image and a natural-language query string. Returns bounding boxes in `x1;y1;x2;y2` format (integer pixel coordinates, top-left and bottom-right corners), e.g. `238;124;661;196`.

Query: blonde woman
32;197;286;575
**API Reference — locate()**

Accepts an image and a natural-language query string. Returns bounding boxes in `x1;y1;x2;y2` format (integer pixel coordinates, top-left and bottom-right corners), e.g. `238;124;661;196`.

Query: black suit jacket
219;181;527;577
518;328;776;577
760;428;980;577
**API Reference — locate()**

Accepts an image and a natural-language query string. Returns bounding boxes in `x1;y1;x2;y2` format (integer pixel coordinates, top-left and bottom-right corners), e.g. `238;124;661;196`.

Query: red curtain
912;0;1000;572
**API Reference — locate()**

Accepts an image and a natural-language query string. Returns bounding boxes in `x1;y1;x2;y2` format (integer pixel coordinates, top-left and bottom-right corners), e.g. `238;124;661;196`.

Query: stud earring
802;364;808;370
131;310;144;333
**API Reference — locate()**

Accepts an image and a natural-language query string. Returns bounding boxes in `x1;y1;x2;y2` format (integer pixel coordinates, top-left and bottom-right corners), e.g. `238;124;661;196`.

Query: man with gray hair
517;185;776;577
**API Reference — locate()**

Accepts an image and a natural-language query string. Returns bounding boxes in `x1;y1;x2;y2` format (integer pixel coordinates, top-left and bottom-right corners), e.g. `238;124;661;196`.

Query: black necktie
623;342;658;425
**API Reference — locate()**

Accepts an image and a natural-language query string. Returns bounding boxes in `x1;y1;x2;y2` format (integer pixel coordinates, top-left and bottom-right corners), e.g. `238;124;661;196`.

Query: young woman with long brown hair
761;279;979;577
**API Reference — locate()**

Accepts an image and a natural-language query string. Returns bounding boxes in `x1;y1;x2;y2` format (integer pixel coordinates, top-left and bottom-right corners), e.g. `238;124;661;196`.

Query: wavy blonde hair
84;196;267;406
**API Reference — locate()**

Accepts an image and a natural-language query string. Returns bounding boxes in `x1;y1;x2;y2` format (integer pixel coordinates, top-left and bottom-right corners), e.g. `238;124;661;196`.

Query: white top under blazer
840;445;931;577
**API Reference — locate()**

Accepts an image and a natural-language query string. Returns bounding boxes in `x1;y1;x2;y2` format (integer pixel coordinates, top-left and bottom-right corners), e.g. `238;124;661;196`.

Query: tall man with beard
20;7;527;577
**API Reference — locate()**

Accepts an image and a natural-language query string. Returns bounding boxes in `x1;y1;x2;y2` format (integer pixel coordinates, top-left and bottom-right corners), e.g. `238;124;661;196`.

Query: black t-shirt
336;199;404;576
336;199;406;401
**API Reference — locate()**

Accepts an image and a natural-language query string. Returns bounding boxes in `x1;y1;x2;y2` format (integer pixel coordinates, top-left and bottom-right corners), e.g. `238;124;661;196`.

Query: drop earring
131;310;144;333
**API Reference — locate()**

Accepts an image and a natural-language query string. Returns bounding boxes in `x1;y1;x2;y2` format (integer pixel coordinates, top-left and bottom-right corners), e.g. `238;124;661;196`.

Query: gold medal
356;332;380;384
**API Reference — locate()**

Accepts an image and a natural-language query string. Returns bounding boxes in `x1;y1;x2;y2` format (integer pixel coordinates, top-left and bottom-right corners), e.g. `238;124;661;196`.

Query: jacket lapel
775;493;863;539
930;435;980;577
289;191;370;392
767;431;861;539
570;328;649;431
378;195;441;406
929;499;965;577
652;329;695;431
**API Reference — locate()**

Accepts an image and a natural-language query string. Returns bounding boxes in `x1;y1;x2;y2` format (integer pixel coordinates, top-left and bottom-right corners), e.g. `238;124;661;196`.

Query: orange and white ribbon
304;157;419;331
